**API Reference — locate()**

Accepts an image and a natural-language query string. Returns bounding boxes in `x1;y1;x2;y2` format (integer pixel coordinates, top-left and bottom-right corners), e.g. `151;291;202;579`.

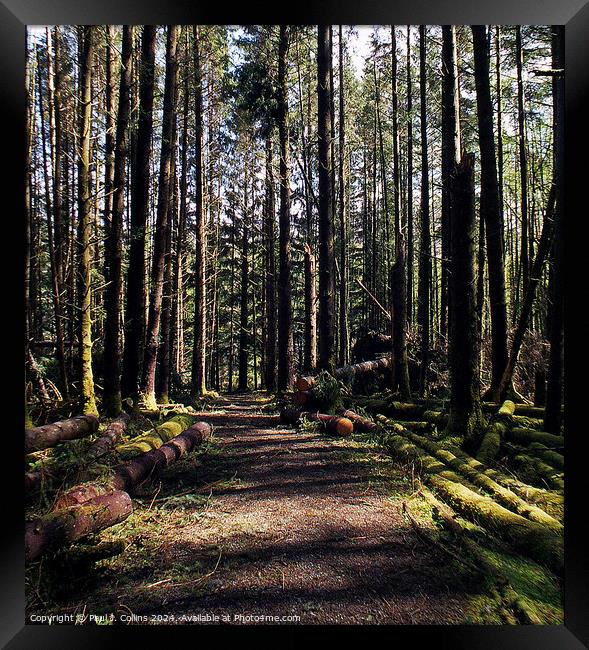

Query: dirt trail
128;393;472;624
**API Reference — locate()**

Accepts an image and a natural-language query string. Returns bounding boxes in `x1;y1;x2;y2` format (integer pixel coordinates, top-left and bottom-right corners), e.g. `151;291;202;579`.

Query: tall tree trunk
77;26;98;416
338;25;349;366
156;168;176;404
43;29;69;398
447;153;484;441
191;26;207;398
391;26;411;398
406;26;414;327
122;26;156;400
544;26;564;433
238;172;250;392
103;25;133;415
417;25;431;397
440;25;461;343
141;26;179;410
263;132;277;391
317;25;336;373
277;26;294;391
304;241;318;372
472;25;509;402
516;26;530;301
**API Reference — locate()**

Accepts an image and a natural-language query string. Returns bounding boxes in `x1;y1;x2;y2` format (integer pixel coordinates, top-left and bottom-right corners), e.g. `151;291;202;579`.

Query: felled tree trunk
25;490;132;561
295;356;392;391
404;430;562;532
336;408;378;433
55;421;212;508
386;433;563;572
86;413;130;460
25;414;99;454
476;401;515;464
342;396;424;420
115;413;197;458
280;408;353;437
507;428;564;449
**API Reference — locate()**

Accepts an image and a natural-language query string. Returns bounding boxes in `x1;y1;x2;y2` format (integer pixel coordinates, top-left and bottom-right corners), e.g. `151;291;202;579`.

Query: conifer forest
25;25;564;625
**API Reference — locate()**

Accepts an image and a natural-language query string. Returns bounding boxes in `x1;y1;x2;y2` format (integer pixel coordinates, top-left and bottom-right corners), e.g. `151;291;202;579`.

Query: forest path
119;392;473;624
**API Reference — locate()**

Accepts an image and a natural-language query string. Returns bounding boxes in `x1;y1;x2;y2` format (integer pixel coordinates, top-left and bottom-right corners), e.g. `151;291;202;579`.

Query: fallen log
280;408;353;437
86;413;130;460
477;401;515;464
295;356;392;392
384;433;563;573
336;409;379;433
507;428;564;449
25;490;132;562
404;431;562;533
25;414;100;454
54;422;212;508
527;443;564;470
343;396;424;420
419;488;543;625
445;446;563;518
512;454;564;492
115;414;198;459
375;414;435;433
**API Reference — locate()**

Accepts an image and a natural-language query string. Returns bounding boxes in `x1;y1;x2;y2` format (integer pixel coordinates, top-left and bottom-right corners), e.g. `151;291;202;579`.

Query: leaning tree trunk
499;187;556;399
447;153;485;442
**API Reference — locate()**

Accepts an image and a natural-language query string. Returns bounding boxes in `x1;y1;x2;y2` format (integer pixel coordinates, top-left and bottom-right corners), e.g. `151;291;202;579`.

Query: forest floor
27;393;562;625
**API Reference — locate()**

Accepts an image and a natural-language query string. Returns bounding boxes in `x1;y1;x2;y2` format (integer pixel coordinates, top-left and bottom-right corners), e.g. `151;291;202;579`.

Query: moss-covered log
420;488;543;624
404;431;562;532
343;396;424;420
25;414;99;454
295;356;392;391
445;447;563;518
25;490;132;561
113;421;212;491
376;414;435;433
527;443;564;470
280;408;353;437
115;413;197;458
54;421;212;508
422;410;449;427
87;413;130;459
507;428;564;449
384;434;563;572
476;401;514;464
512;454;564;491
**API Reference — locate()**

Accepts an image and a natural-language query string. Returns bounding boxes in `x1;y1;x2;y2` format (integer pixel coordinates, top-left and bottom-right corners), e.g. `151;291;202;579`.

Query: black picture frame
2;0;587;646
